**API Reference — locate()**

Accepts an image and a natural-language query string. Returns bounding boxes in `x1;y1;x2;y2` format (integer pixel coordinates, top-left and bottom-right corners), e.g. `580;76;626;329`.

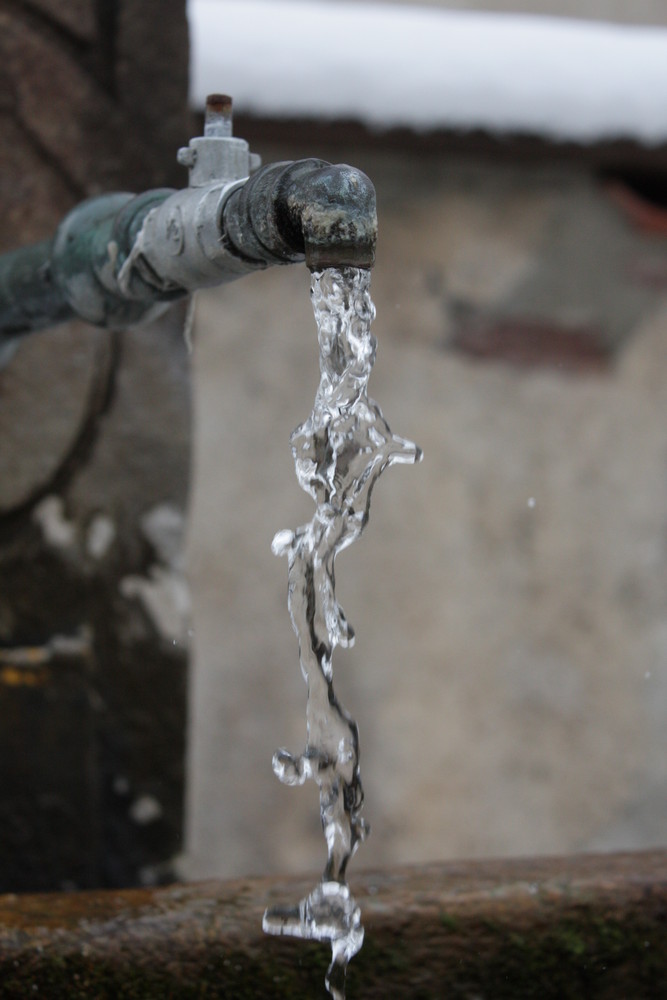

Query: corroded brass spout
222;159;377;271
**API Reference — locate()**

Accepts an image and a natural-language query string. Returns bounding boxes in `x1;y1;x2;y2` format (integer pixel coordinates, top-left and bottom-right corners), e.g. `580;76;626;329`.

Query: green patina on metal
0;190;177;346
0;131;377;353
0;237;70;339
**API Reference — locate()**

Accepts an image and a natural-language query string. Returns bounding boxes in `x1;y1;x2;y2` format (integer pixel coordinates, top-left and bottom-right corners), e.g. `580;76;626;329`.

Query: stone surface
22;1;96;42
0;324;113;514
0;2;188;211
0;1;191;891
0;851;664;998
0;309;192;892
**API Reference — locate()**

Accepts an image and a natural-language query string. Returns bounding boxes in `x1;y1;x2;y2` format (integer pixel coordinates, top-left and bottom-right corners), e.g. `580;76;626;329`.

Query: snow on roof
188;0;667;146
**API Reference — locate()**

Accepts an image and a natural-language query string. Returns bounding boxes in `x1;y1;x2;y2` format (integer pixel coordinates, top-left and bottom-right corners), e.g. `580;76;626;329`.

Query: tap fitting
176;94;262;187
126;156;376;296
0;95;378;346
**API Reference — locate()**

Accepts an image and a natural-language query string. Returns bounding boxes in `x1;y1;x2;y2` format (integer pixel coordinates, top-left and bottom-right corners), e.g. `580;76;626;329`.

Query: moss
555;924;588;958
448;911;667;1000
0;902;665;999
439;911;461;932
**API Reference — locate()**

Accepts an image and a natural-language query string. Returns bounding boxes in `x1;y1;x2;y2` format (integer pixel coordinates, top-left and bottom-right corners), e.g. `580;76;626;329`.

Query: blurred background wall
183;1;667;879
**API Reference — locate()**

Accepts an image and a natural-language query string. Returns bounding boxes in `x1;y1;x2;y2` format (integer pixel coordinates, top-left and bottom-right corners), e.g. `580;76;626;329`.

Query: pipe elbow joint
222;159;377;271
284;160;377;270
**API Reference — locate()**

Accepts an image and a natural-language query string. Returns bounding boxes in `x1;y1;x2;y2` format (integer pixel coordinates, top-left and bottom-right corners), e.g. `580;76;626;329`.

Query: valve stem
204;93;233;138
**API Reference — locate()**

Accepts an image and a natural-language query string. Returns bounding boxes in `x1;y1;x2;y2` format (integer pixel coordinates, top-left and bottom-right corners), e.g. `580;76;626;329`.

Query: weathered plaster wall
184;142;667;879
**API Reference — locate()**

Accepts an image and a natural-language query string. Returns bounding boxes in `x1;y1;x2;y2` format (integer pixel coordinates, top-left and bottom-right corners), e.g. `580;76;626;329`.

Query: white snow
188;0;667;144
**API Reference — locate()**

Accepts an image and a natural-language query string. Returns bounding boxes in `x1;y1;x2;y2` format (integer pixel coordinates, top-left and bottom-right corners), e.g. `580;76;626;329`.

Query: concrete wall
183;138;667;880
340;0;667;28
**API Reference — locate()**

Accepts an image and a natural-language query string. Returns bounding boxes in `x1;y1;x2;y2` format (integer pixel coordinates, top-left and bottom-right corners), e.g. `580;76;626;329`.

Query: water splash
263;266;421;997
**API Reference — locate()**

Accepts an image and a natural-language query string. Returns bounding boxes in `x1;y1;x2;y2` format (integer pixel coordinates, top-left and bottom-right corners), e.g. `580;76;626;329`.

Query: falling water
262;266;421;998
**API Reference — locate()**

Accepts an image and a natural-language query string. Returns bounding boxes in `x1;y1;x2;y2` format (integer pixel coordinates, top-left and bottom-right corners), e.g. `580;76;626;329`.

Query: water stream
262;266;421;997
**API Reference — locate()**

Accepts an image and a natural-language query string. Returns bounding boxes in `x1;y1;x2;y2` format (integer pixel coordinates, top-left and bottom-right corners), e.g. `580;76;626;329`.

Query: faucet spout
222;159;377;271
0;98;377;349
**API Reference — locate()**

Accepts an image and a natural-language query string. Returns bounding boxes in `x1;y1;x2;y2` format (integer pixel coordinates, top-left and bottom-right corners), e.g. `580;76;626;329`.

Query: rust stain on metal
205;93;232;115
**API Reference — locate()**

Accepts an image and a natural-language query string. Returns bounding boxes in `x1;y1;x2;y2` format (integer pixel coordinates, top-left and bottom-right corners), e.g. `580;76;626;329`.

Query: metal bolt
176;147;196;168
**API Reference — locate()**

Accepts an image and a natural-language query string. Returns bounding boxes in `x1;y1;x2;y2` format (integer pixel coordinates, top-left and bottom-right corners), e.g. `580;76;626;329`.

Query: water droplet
527;497;536;509
645;671;651;679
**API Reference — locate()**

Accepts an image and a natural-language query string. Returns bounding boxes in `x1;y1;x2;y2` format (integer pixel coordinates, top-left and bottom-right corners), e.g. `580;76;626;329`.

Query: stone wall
0;1;191;891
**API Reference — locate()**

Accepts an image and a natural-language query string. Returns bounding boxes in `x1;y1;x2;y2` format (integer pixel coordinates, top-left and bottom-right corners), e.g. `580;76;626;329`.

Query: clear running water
262;266;422;998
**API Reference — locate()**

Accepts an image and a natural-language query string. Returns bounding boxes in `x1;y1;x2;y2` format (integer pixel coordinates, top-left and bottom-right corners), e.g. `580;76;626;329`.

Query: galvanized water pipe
0;95;377;353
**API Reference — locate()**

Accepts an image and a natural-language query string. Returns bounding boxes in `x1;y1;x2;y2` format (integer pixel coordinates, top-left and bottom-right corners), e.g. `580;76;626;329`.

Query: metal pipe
222;159;377;271
0;95;377;354
0;238;73;340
